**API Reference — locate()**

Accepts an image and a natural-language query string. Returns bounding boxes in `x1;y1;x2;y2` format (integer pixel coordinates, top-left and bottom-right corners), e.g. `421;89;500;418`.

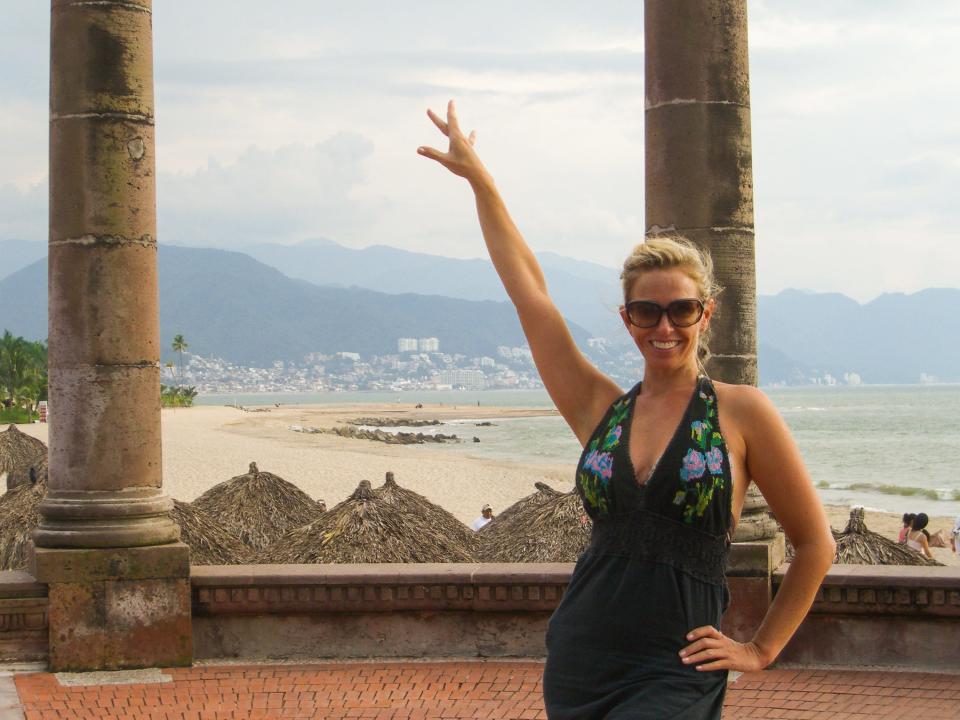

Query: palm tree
0;332;30;411
171;335;188;387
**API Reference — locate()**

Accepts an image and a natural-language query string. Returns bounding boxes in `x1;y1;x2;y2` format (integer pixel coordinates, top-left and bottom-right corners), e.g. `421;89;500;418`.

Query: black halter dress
543;376;734;719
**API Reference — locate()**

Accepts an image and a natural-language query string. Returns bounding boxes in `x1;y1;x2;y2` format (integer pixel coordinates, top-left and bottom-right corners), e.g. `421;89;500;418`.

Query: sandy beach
9;403;958;566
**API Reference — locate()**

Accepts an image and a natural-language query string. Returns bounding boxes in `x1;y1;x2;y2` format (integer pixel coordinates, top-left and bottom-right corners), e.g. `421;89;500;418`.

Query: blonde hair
620;234;722;363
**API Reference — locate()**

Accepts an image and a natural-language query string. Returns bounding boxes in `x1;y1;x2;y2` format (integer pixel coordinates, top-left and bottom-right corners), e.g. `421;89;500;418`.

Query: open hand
417;100;487;183
679;626;770;673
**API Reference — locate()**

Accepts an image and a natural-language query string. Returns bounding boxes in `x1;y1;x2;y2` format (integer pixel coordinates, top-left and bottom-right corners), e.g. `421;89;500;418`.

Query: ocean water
199;385;960;517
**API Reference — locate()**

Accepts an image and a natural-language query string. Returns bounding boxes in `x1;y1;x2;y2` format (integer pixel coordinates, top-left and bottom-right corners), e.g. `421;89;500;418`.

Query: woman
899;513;917;544
419;101;835;719
906;513;934;560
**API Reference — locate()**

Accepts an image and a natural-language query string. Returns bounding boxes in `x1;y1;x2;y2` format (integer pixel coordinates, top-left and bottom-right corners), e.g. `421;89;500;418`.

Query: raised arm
418;101;621;443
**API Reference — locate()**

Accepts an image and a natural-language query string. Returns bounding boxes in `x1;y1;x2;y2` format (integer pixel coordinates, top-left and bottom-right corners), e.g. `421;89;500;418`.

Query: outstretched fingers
447;99;461;133
417;145;447;163
427;108;449;136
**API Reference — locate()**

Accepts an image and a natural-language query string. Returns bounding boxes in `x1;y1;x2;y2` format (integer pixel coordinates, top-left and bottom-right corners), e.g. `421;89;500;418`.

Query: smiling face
620;268;714;374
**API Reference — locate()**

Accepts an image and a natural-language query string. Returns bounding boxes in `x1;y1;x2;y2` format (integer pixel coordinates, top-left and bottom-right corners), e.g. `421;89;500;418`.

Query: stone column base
722;534;786;643
29;543;192;672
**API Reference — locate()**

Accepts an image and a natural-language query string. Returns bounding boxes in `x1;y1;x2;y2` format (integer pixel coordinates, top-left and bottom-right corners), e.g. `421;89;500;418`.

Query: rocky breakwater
290;424;459;445
346;417;443;428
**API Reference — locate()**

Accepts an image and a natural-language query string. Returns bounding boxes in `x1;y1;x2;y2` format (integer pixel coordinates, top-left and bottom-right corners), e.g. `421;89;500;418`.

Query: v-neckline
622;377;701;490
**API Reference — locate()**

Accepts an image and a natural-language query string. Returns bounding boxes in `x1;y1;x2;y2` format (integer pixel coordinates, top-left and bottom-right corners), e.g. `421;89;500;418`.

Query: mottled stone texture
35;545;192;671
645;0;756;387
41;0;176;548
646;1;772;558
37;0;191;671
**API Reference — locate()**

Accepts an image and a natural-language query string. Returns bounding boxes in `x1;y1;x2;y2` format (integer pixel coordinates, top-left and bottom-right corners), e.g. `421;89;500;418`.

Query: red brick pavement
9;662;960;719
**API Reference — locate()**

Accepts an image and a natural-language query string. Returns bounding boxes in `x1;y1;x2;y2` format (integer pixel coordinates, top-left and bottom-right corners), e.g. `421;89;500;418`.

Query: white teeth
651;340;680;349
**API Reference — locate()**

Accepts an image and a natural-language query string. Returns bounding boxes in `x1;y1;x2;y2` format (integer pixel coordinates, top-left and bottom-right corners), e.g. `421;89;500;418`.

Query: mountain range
0;245;592;366
244;238;625;339
2;238;958;384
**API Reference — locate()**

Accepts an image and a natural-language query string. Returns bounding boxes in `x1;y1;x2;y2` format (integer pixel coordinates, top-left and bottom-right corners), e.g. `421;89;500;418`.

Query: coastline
8;403;957;566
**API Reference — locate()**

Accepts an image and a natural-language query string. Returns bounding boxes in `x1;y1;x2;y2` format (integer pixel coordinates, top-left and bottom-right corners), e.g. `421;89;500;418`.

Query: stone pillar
645;0;780;637
30;0;192;672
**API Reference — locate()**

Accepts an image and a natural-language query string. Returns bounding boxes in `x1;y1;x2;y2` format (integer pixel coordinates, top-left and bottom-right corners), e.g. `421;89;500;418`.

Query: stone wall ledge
192;563;573;615
0;571;49;662
775;563;960;617
0;571;46;599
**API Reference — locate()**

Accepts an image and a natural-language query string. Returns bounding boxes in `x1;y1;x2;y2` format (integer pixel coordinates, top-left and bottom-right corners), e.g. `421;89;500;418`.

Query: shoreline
7;404;957;566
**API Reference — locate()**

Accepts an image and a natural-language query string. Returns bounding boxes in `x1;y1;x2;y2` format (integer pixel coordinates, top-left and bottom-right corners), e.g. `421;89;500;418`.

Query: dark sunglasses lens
627;302;661;327
667;300;703;327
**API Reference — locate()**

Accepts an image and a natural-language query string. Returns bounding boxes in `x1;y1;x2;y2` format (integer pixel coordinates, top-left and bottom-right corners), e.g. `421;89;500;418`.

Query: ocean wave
817;481;957;502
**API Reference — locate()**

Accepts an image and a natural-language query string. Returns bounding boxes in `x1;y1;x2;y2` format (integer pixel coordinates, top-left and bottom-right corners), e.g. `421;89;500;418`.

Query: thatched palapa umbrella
192;462;322;552
375;471;476;551
0;425;47;491
478;482;591;562
258;480;476;563
171;500;252;565
832;507;940;566
0;457;47;571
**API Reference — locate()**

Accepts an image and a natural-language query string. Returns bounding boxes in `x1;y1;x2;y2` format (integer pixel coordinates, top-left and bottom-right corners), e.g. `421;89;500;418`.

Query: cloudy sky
1;1;957;301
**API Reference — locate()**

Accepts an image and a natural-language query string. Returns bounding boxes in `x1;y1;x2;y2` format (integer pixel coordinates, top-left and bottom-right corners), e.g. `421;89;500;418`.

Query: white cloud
159;134;380;247
0;0;958;301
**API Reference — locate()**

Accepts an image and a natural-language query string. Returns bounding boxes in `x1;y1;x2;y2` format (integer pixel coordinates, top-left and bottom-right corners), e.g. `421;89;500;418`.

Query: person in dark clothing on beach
419;101;835;719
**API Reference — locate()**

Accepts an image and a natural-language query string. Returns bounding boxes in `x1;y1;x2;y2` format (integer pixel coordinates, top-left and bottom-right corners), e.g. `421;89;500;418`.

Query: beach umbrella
831;507;941;566
192;461;323;553
171;500;252;565
375;471;476;551
0;457;47;571
0;425;47;489
258;479;476;564
478;482;591;563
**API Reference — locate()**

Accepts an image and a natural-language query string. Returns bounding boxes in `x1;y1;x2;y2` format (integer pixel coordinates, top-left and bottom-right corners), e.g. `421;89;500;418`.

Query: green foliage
161;384;198;408
0;330;47;417
0;406;36;423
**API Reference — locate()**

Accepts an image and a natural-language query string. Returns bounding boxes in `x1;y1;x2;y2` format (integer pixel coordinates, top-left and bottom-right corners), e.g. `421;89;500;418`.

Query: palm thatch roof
171;500;252;565
375;471;476;551
191;462;323;553
787;507;943;566
257;480;476;564
832;507;941;566
0;457;47;571
478;482;591;562
0;425;47;486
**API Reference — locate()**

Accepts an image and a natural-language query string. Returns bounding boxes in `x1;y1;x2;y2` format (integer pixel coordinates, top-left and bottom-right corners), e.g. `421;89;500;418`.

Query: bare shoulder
712;381;773;421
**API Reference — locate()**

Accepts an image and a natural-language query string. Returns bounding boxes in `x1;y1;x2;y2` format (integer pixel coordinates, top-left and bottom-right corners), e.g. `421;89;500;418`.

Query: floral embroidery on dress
578;395;631;517
672;384;726;523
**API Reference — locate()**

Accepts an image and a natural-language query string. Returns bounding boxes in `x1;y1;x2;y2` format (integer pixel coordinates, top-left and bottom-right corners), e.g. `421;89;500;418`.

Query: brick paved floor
8;662;960;719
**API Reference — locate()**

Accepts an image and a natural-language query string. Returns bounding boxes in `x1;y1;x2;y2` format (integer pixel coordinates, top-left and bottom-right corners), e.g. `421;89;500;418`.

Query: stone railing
0;571;48;662
191;563;569;660
774;564;960;670
3;555;958;667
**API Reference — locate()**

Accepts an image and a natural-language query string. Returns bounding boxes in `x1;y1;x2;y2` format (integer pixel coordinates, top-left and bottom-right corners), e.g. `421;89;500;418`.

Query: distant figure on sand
952;514;960;553
419;100;835;719
898;513;916;544
472;504;493;531
906;513;934;560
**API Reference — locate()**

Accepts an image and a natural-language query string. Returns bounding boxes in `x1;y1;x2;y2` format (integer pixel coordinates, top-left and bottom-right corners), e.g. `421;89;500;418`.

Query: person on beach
419;101;835;719
472;504;494;531
951;514;960;553
906;513;935;560
899;513;916;544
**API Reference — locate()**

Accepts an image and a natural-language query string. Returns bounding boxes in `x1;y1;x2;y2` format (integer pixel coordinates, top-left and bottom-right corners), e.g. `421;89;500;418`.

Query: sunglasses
623;298;705;328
